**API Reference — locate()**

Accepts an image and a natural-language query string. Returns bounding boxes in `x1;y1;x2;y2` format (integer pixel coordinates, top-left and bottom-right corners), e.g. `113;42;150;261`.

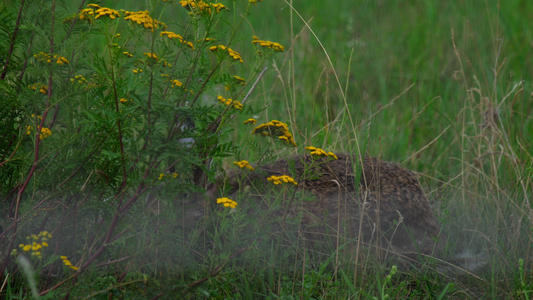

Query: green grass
1;0;532;298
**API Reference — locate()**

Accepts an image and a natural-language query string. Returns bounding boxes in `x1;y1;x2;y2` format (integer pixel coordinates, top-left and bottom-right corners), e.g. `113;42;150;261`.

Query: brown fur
213;154;441;257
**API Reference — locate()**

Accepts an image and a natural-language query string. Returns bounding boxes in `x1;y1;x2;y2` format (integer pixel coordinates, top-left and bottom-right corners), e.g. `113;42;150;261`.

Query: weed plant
1;0;532;299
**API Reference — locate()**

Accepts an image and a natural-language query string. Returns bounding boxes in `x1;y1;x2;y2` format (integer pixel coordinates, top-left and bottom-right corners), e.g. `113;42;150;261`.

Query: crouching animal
209;154;442;258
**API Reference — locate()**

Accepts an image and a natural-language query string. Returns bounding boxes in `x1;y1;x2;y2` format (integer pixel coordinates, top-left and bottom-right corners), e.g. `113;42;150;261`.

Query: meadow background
1;0;532;298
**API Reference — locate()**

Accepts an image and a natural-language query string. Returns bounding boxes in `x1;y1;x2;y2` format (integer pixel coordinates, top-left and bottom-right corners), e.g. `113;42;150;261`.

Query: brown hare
212;153;442;258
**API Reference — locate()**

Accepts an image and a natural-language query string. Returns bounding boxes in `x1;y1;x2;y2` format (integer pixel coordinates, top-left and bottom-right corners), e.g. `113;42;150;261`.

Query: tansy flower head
33;52;70;65
252;36;284;52
252;120;297;147
28;83;47;94
180;0;228;15
39;127;52;140
217;197;238;209
305;146;338;160
61;256;78;271
243;118;257;125
171;79;183;88
18;231;53;259
94;7;120;20
233;160;255;171
232;75;246;85
160;31;195;49
217;95;243;110
267;175;298;186
143;52;158;61
209;45;243;63
124;10;166;31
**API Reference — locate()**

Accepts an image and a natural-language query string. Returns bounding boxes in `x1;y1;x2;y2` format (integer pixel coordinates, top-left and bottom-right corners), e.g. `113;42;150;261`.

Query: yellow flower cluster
233;160;255;171
243;118;257;125
249;0;263;4
28;83;47;94
252;120;297;147
60;256;79;271
158;172;179;180
267;175;298;185
133;68;143;74
123;51;133;58
33;52;69;65
252;36;285;52
70;75;88;85
209;45;243;63
210;3;228;12
77;8;95;22
143;52;158;61
124;10;166;31
93;6;120;20
217;197;238;208
40;127;52;139
160;31;194;49
217;95;243;110
26;126;52;140
305;146;338;160
171;79;183;88
119;98;130;103
17;231;52;259
179;1;228;14
233;75;246;85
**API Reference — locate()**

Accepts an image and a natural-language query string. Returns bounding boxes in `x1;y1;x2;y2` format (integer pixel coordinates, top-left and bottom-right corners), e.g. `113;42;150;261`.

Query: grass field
1;0;532;298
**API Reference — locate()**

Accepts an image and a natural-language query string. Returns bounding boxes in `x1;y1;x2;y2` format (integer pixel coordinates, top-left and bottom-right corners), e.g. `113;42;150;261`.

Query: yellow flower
249;0;263;3
173;173;178;178
252;120;297;147
123;51;133;57
158;173;165;180
23;245;31;252
28;83;48;94
171;79;183;88
232;75;246;85
267;175;298;186
243;118;257;125
209;45;243;63
217;197;238;209
143;52;158;60
160;31;195;49
252;36;285;52
120;98;128;103
180;1;228;14
34;52;70;65
42;242;49;247
133;68;143;74
233;160;255;171
60;256;68;260
56;56;70;65
39;127;52;140
217;95;243;110
94;7;120;20
124;10;166;31
305;146;338;160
